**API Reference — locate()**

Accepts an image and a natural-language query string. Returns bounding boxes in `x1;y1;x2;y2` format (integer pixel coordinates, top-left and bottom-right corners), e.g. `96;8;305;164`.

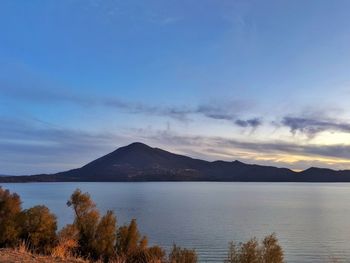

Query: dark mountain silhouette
1;142;350;182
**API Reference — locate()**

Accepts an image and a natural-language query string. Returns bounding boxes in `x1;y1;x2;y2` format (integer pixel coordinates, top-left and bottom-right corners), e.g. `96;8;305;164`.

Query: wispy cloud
195;100;247;121
282;116;350;137
235;118;261;128
194;101;263;129
0;117;131;175
0;78;261;127
140;129;350;163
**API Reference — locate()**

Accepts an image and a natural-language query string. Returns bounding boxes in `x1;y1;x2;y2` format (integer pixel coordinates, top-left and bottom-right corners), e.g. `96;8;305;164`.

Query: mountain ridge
1;142;350;182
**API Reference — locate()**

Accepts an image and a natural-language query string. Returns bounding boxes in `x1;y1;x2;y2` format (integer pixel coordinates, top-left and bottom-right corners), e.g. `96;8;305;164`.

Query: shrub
52;224;79;258
67;189;100;258
122;245;165;263
67;189;119;261
20;205;57;253
0;187;22;247
115;218;166;263
260;234;284;263
169;244;197;263
147;245;166;262
94;210;117;262
116;218;147;257
239;238;260;263
225;233;284;263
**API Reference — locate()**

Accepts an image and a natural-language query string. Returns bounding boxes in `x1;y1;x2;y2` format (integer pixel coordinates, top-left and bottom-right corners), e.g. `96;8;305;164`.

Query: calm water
2;182;350;262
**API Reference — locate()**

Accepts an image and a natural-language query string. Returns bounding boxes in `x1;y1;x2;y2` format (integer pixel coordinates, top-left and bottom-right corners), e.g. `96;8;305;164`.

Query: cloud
104;99;262;128
196;104;236;121
194;102;262;129
282;116;350;137
0;76;261;126
196;99;251;119
0;64;261;126
140;129;350;162
0;117;132;175
235;118;262;128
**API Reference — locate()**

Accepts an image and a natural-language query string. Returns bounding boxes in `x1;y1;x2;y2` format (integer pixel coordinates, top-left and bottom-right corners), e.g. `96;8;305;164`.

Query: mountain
1;142;350;182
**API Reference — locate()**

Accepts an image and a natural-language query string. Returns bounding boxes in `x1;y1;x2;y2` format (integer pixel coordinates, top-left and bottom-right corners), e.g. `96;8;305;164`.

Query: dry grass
0;248;87;263
17;240;31;254
51;239;79;259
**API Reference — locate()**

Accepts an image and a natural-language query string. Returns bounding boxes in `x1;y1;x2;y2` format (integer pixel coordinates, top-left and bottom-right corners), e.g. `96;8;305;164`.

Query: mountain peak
104;142;156;161
112;142;154;154
125;142;152;149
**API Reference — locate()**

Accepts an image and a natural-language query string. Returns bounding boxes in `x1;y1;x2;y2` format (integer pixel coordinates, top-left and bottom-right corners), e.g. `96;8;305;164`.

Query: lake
2;182;350;262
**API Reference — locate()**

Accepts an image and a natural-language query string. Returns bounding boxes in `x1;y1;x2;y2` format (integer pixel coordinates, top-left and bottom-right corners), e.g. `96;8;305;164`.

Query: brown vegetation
224;234;284;263
0;248;86;263
0;188;22;247
169;245;197;263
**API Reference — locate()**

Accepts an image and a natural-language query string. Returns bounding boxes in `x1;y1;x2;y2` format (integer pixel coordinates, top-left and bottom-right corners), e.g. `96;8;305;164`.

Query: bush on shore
169;245;197;263
20;205;58;253
0;187;22;247
224;234;284;263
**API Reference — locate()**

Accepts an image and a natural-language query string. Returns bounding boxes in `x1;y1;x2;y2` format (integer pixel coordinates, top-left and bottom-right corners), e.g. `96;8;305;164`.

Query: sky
1;0;350;175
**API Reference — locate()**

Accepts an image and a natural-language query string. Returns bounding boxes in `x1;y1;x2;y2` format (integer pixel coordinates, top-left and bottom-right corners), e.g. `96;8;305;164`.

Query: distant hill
1;142;350;182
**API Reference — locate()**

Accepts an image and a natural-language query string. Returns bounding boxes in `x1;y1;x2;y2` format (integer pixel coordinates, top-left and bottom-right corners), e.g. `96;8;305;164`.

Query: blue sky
1;0;350;174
